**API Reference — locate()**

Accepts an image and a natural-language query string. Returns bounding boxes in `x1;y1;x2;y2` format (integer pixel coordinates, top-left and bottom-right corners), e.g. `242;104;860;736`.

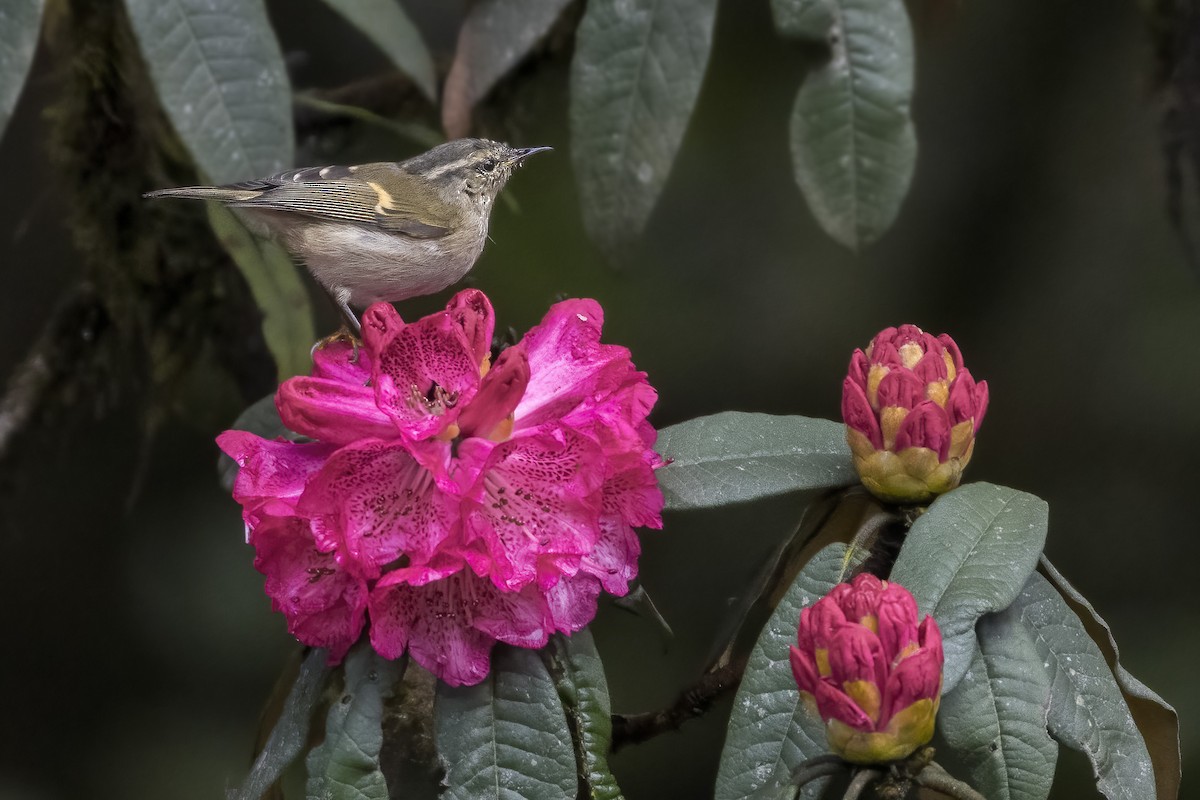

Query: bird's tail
142;186;262;201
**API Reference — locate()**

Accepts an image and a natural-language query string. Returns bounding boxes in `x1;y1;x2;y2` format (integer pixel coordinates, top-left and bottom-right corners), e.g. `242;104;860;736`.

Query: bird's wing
224;164;453;239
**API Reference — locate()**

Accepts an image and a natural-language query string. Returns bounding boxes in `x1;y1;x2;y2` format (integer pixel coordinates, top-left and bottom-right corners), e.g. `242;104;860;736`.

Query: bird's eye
480;158;498;173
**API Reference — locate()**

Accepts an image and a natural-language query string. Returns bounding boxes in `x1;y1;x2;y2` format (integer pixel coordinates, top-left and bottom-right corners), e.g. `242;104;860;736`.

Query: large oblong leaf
715;544;846;800
442;0;572;137
124;0;293;183
0;0;43;145
319;0;436;101
1010;574;1157;800
435;646;577;800
888;483;1048;693
306;644;406;800
1039;557;1180;800
207;204;315;383
570;0;717;254
939;610;1058;800
655;412;856;510
544;631;623;800
776;0;916;250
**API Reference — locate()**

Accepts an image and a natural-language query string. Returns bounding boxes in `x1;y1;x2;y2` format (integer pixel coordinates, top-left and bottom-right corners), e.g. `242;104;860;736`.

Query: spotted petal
217;432;335;517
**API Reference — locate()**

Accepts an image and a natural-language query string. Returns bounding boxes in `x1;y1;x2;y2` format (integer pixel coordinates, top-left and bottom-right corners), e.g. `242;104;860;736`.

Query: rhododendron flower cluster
218;290;663;686
841;324;989;504
790;574;943;764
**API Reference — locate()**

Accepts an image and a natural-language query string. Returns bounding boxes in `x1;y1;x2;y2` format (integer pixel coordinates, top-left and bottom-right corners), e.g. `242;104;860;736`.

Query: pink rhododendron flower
841;325;989;504
790;574;943;764
218;290;663;686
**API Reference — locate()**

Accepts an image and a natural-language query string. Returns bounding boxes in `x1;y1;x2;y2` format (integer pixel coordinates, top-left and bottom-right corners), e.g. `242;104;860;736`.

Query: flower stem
914;762;988;800
790;754;848;790
841;767;883;799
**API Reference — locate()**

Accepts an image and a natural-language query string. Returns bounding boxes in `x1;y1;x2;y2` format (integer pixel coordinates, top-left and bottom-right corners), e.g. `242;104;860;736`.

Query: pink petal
814;678;874;731
445;289;496;370
545;574;602;633
911;350;948;384
945;369;981;428
882;646;942;722
875;369;925;411
842;574;886;623
217;432;335;516
876;584;920;661
790;645;820;695
827;623;888;692
937;333;965;372
894;401;952;461
311;339;373;384
600;452;664;530
870;340;902;370
917;615;943;663
371;307;484;441
579;515;641;594
277;376;397;445
297;440;457;576
462;427;605;590
360;302;406;357
973;380;989;431
798;595;847;652
457;345;530;440
562;373;658;460
847;349;870;388
841;377;883;448
250;514;367;663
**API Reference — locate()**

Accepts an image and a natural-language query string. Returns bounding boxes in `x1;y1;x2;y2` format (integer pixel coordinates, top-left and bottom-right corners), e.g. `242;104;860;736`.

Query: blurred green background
0;1;1194;798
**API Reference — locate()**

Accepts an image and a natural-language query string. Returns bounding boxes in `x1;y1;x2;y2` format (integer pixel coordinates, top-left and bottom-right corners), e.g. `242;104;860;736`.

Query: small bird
145;138;551;331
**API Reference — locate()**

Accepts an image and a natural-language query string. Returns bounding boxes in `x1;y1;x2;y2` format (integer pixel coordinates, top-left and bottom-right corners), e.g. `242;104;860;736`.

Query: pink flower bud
841;325;989;504
790;573;943;764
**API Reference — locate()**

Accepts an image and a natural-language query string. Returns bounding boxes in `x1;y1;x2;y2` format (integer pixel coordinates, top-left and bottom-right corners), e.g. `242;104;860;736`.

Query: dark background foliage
0;1;1194;798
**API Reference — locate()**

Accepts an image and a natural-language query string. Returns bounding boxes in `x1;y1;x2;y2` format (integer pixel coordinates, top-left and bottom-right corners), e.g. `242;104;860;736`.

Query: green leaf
889;482;1048;692
570;0;717;255
1010;573;1157;800
228;649;331;800
124;0;293;183
939;610;1058;800
318;0;436;101
0;0;42;145
715;544;846;800
656;412;856;511
436;646;577;800
544;631;624;800
442;0;573;137
1038;558;1180;800
207;204;315;384
777;0;917;250
306;644;405;800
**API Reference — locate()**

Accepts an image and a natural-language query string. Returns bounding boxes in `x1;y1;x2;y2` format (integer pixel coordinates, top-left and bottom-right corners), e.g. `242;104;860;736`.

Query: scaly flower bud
841;325;989;504
790;574;943;764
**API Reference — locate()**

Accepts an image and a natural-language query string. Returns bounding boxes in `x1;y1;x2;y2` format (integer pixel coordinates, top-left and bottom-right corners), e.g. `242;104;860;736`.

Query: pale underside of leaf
1038;556;1180;800
0;0;43;145
124;0;293;184
545;630;623;800
319;0;437;101
569;0;717;254
714;544;846;800
783;0;916;250
939;611;1058;800
655;412;855;510
1012;573;1157;800
436;646;577;800
207;204;315;383
442;0;573;138
889;482;1048;693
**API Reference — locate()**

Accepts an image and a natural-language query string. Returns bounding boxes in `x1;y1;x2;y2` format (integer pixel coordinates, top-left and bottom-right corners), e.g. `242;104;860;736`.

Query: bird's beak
508;146;553;166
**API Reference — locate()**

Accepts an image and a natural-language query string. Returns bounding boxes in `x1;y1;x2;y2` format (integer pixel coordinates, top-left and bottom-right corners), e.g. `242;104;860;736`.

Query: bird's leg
310;286;363;363
333;286;362;337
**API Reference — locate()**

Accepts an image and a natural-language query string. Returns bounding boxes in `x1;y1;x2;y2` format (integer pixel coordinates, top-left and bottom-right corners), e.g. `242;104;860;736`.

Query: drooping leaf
570;0;717;255
1010;574;1158;800
306;644;406;800
544;631;623;800
889;482;1048;692
1038;558;1180;800
124;0;293;183
714;544;846;800
939;610;1058;800
775;0;917;250
655;412;856;511
442;0;573;137
435;646;577;800
0;0;43;145
207;204;315;384
611;584;674;643
318;0;437;101
228;648;331;800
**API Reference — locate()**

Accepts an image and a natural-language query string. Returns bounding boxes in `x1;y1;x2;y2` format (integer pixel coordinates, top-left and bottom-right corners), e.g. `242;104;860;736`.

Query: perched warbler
145;138;551;331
